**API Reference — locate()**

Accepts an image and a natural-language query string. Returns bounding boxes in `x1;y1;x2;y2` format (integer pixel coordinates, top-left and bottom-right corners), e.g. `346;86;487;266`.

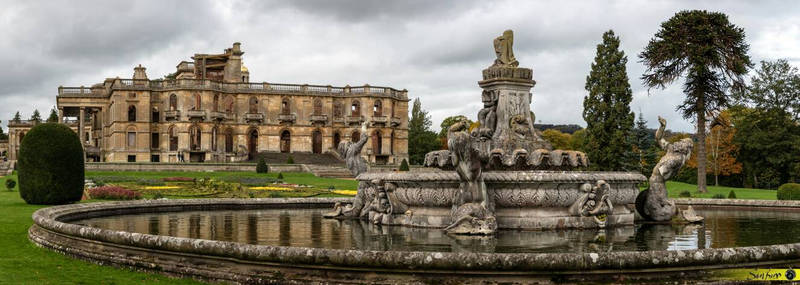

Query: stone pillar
79;107;85;145
58;107;64;124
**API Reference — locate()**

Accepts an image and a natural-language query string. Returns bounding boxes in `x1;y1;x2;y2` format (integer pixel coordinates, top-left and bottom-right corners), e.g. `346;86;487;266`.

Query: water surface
73;208;800;253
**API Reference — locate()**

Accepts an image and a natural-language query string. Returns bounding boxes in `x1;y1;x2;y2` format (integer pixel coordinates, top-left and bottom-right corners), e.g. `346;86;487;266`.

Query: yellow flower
332;190;357;196
249;186;294;191
144;186;181;190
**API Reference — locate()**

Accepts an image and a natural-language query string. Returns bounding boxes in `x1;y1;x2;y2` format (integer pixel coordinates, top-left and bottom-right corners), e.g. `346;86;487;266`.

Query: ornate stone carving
477;90;498;138
340;121;369;177
492;30;519;68
636;117;698;222
569;180;614;228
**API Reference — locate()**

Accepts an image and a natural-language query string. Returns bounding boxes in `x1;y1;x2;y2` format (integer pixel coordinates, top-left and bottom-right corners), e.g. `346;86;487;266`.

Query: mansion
7;43;409;164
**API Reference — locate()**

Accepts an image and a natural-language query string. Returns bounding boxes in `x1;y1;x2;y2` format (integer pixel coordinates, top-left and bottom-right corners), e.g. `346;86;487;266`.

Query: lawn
665;181;776;200
0;173;203;284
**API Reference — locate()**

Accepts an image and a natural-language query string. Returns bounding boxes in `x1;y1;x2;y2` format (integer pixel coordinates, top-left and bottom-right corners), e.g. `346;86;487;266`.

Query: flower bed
332;190;357;196
143;186;182;190
249;186;294;191
163;177;195;182
88;186;141;200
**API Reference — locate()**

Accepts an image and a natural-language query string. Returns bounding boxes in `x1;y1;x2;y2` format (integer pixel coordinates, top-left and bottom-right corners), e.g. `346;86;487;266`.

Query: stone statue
569;180;614;228
342;121;369;177
492;30;519;68
443;119;497;235
477;90;498;138
324;121;371;219
636;116;693;222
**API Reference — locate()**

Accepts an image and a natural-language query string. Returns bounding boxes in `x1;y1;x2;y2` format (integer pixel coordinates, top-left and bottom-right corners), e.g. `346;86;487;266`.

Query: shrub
256;157;268;173
163;177;195;182
728;190;737;199
712;194;725;199
18;123;84;205
152;192;164;199
88;186;141;200
778;183;800;200
286;155;294;164
220;177;279;186
678;191;691;198
277;173;284;180
5;179;16;191
399;159;410;171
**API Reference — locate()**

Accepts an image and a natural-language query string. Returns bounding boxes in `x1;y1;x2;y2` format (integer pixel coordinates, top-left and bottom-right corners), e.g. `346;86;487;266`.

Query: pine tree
582;30;635;170
12;111;21;122
47;107;59;123
30;109;42;123
408;98;441;165
627;112;658;177
0;121;6;140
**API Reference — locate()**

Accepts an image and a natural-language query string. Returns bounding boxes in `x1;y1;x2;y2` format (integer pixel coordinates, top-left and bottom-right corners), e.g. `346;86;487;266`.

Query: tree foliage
626;113;658;177
541;129;572;150
29;110;42;123
731;106;800;188
408;98;441;165
640;10;752;192
735;59;800;121
47;108;59;123
12;111;21;122
686;110;742;186
583;30;635;170
438;115;472;138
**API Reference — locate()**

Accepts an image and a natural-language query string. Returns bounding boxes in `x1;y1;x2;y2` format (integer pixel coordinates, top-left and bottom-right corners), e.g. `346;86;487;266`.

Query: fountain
29;30;800;284
326;30;647;232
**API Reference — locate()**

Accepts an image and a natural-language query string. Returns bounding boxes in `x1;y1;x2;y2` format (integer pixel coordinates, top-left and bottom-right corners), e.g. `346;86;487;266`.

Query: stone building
9;43;409;164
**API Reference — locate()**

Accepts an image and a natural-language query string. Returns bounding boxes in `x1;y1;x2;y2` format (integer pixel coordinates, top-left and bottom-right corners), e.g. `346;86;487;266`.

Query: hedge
18;123;85;205
778;183;800;201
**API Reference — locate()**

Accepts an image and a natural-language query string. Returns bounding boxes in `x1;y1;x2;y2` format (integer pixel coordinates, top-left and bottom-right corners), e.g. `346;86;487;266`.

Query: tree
569;129;587;152
12;111;21;122
30;109;42;123
541;129;572;150
0;121;6;140
439;115;471;138
583;30;635;171
256;157;268;173
18;123;85;204
408;98;441;165
686;110;742;186
640;10;752;192
731;107;800;188
47;107;58;123
735;59;800;121
626;112;658;177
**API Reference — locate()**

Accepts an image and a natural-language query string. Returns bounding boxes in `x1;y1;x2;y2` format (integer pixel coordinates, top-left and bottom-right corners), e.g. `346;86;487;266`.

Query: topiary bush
399;159;410;171
18;123;85;205
5;179;16;191
256;157;268;173
286;155;294;164
778;183;800;200
277;172;284;180
728;190;737;199
678;190;691;198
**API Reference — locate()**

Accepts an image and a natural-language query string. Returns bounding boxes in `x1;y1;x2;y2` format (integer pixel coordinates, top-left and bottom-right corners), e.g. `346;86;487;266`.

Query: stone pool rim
28;197;800;283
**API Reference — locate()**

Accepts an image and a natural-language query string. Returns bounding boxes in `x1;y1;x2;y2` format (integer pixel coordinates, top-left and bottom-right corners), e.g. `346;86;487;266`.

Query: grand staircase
305;164;354;179
252;152;354;179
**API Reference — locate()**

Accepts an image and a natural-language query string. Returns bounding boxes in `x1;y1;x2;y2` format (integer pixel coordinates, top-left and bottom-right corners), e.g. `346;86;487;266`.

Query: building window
249;97;258;113
313;99;323;115
169;94;178;111
127;132;136;147
211;127;218;151
224;95;234;113
150;155;160;162
151;107;159;122
193;93;202;110
333;101;343;118
225;128;233;153
281;98;290;115
351;130;360;142
151;132;159;149
169;126;178;151
189;125;201;151
128;105;136;122
351;100;360;117
213;94;219;112
373;100;382;116
127;155;136;162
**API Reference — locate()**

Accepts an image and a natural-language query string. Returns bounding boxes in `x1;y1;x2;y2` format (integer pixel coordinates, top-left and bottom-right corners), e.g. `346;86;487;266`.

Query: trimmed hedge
256;157;268;173
778;183;800;201
18;123;85;205
399;159;410;171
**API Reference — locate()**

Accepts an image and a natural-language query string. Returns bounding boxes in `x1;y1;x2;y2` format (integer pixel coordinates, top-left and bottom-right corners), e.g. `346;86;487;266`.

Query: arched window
390;131;394;154
249;129;260;159
128;105;136;122
281;98;290;115
151;107;159;122
333;101;343;118
313;98;323;115
169;125;178;151
224;128;233;153
169;94;177;111
126;127;136;148
351;130;360;142
249;97;258;113
373;100;382;116
213;94;219;112
211;126;218;151
333;132;341;149
351;100;361;117
372;130;382;155
280;130;291;153
193;93;202;110
224;95;234;113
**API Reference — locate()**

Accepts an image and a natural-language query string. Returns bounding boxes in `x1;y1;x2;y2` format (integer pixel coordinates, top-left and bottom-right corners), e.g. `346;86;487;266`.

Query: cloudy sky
2;0;799;133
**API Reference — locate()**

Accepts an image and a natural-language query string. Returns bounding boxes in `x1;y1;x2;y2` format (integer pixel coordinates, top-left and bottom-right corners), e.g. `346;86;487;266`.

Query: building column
58;107;64;124
79;107;85;145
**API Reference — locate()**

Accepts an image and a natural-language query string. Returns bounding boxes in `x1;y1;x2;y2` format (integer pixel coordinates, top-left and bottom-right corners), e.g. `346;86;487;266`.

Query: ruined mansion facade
7;43;409;164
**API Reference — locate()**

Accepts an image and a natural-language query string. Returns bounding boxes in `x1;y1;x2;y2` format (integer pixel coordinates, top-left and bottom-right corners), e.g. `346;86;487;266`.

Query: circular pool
29;198;800;284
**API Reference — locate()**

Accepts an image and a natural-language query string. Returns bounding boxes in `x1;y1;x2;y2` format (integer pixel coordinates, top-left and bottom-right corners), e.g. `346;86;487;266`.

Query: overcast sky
2;0;799;133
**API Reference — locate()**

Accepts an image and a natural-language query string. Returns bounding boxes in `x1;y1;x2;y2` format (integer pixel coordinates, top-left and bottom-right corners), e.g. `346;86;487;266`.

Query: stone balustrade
59;79;408;99
245;113;264;122
310;114;328;123
164;110;180;121
391;116;402;127
345;115;364;125
209;111;228;121
278;113;296;123
371;115;388;126
186;110;206;120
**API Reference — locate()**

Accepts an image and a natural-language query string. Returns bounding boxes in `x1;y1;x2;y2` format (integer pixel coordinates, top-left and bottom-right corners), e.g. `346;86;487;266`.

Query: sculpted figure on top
492;30;519;68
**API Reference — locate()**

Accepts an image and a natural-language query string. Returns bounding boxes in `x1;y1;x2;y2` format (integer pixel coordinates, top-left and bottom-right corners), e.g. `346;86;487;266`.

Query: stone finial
492;30;519;68
133;64;148;80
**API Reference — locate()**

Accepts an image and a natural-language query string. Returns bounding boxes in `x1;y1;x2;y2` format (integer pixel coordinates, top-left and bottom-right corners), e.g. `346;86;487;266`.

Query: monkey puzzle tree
639;10;752;192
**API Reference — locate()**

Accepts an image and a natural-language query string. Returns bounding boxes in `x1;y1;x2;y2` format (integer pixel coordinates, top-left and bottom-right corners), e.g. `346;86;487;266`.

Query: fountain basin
29;198;800;284
357;171;646;229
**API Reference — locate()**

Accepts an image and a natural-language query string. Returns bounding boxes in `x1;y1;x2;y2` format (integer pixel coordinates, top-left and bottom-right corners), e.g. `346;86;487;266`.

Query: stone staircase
253;152;343;165
305;164;354;179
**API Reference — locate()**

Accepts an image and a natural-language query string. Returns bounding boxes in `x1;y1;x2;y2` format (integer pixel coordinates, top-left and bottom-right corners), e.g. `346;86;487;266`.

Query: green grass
86;171;359;190
665;181;776;200
0;173;203;284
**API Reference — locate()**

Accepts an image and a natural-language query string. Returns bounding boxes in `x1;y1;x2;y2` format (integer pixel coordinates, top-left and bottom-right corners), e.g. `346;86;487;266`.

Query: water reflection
73;208;800;254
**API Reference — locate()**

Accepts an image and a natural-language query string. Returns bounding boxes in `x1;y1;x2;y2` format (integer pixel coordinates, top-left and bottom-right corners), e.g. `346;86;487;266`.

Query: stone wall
85;162;306;173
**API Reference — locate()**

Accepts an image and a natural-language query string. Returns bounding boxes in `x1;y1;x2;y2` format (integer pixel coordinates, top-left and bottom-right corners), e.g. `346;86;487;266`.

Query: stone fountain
326;30;650;234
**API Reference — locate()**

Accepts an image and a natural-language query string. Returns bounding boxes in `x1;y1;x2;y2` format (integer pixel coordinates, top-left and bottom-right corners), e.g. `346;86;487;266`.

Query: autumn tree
542;129;572;150
408;98;441;165
583;30;635;170
686;110;742;186
640;10;752;192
